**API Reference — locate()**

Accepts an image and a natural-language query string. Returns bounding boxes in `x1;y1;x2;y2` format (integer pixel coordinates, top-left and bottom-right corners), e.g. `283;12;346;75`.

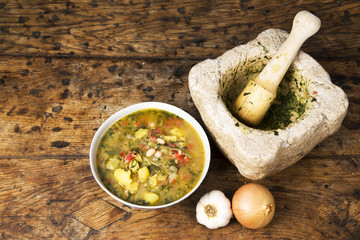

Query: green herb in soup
97;109;205;206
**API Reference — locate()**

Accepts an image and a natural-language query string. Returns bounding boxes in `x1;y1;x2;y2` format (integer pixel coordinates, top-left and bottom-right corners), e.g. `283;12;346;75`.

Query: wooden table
1;1;359;239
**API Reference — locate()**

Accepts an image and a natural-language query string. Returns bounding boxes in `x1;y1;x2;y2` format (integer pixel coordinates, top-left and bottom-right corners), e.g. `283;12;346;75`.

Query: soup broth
97;109;205;206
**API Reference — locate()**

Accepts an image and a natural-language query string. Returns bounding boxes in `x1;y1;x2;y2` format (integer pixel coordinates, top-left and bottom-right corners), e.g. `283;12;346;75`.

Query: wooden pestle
232;10;321;126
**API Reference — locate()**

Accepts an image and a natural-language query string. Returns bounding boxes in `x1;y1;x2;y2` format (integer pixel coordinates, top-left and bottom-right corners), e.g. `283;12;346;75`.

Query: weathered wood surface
0;1;359;239
0;0;359;59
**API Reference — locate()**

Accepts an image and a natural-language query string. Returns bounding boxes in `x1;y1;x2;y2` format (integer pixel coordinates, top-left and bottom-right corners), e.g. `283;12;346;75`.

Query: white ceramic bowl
89;102;211;209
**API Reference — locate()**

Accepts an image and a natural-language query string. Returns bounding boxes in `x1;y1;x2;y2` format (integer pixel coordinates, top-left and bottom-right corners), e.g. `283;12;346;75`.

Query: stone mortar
188;28;349;180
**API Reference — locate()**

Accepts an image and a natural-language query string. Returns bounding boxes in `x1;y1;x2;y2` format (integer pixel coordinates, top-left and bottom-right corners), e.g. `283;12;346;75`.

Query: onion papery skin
232;183;275;229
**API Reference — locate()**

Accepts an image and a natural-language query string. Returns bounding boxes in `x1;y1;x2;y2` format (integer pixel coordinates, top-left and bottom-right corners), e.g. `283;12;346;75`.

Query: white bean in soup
97;109;205;206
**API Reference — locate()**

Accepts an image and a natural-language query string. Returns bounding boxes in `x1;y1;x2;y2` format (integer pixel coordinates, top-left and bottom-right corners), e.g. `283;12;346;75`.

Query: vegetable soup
97;109;205;206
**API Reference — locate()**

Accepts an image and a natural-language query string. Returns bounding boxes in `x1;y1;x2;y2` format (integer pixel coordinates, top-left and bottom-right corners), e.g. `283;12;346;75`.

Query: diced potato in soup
97;109;205;206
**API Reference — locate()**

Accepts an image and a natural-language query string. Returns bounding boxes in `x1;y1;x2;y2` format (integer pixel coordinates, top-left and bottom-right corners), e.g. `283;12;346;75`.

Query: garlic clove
196;190;233;229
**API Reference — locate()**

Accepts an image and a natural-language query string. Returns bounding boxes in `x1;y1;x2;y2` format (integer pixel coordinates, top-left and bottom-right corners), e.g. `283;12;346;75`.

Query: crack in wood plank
71;199;130;231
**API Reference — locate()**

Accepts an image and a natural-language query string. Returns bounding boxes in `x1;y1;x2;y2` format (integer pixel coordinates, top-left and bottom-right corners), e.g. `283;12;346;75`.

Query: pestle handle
256;10;321;93
232;11;321;126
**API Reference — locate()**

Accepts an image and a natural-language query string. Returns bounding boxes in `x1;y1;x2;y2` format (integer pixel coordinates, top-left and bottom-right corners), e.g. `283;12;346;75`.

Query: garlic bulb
196;190;233;229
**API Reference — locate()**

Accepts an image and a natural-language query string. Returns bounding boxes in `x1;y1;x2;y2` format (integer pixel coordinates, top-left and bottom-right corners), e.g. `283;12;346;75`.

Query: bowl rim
89;101;211;209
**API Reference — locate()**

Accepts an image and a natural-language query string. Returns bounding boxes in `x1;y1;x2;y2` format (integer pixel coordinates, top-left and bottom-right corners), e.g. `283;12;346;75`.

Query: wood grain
0;57;358;158
0;154;358;239
1;56;359;239
0;0;359;59
0;56;196;158
0;0;359;239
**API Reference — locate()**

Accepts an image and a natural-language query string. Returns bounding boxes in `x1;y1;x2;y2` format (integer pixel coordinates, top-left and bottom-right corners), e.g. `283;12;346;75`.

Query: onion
232;183;275;229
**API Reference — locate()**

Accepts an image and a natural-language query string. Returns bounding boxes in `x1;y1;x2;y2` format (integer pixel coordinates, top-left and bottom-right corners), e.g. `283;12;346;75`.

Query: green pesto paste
221;57;311;131
257;70;308;130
